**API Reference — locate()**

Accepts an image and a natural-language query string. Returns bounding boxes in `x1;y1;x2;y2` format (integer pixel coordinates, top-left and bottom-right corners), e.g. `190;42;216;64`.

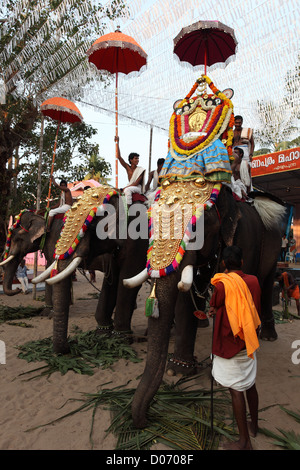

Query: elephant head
35;185;149;354
124;182;285;429
0;211;46;295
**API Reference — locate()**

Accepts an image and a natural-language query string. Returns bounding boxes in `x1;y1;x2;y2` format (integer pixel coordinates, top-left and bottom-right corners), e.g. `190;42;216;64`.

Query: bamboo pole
33;114;44;300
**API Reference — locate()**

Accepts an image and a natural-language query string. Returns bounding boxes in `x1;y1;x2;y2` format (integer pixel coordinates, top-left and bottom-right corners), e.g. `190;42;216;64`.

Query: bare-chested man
233;115;255;164
115;136;145;204
47;177;73;231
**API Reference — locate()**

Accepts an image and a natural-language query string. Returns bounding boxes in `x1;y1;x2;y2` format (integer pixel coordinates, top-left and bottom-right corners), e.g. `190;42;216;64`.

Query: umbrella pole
115;71;119;188
46;121;61;208
204;47;207;75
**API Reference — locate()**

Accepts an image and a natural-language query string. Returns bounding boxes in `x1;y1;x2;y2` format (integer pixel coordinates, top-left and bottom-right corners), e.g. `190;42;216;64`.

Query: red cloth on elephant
210;271;261;359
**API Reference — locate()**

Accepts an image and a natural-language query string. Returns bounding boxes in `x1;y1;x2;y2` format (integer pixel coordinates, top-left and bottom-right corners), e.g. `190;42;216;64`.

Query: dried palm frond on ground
0;304;43;323
17;328;141;378
259;407;300;450
26;375;237;450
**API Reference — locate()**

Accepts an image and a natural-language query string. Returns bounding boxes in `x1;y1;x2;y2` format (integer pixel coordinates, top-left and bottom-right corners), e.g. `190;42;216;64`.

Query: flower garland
53;189;118;261
169;75;234;159
3;209;31;260
146;183;221;278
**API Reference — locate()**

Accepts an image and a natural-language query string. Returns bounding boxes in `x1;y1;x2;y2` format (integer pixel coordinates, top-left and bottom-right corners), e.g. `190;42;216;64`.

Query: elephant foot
41;306;53;318
96;324;113;336
260;322;278;341
166;354;198;377
53;341;70;355
112;329;134;344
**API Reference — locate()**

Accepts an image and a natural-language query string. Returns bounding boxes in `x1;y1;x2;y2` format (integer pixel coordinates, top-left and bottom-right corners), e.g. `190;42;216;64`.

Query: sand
1;270;300;451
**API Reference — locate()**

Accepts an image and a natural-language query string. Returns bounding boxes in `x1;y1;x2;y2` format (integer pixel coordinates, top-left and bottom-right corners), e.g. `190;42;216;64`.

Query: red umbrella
174;20;238;74
87;28;147;187
40;97;83;207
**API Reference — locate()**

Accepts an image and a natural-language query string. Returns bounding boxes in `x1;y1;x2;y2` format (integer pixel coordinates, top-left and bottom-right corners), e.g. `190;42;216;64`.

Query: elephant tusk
177;265;193;292
0;255;15;266
31;261;57;284
123;268;149;288
46;257;82;285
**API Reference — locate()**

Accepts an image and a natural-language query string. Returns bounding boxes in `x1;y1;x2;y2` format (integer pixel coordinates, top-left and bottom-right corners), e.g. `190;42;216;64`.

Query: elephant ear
217;186;242;246
28;218;46;243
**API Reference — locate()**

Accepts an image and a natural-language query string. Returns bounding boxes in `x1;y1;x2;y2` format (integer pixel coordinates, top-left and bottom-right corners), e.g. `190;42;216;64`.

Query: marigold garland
169;75;234;159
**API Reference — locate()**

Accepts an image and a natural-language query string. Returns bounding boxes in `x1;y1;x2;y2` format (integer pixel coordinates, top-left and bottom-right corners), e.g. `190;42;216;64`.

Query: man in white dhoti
145;158;165;205
115;137;146;204
231;148;252;199
233;115;255;164
208;246;261;450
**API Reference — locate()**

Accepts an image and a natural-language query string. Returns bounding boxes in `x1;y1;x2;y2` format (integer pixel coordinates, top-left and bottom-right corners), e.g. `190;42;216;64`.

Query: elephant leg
166;290;199;376
40;283;53;317
95;274;118;334
52;276;72;354
260;267;278;341
132;273;178;429
114;283;141;331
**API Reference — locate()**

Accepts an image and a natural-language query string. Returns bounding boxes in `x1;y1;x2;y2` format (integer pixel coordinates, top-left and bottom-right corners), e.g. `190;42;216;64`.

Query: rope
77;268;102;293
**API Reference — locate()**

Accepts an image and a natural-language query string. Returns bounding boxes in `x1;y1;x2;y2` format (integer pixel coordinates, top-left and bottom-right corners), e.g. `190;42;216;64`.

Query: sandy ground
0;270;300;452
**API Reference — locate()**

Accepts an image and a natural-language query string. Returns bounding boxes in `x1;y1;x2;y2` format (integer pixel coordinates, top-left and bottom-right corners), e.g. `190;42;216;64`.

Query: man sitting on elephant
47;176;73;231
115;136;146;204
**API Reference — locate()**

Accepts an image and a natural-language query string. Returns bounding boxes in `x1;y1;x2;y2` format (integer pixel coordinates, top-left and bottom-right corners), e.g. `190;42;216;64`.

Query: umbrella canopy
87;30;147;75
174;20;238;72
87;28;147;188
40;97;83;123
40;97;83;208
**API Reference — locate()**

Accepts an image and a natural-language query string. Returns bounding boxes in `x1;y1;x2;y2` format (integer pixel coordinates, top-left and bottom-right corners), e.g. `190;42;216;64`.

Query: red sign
252;147;300;177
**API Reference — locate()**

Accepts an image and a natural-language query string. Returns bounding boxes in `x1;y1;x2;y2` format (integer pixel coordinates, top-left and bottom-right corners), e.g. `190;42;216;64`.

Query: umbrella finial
115;25;121;33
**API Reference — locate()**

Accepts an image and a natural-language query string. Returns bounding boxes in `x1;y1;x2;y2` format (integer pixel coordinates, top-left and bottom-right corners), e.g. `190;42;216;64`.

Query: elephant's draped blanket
210;272;261;358
147;179;220;278
54;185;118;260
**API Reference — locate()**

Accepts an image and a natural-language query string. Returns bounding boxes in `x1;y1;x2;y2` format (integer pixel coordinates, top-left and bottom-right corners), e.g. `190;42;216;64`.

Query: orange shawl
211;272;261;358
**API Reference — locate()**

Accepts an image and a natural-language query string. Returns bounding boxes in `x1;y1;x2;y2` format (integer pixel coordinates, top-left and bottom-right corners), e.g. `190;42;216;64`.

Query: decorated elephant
37;185;149;354
122;75;286;428
0;209;63;316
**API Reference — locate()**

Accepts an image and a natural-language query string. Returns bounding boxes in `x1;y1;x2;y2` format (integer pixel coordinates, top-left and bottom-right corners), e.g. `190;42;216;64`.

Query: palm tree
0;0;127;235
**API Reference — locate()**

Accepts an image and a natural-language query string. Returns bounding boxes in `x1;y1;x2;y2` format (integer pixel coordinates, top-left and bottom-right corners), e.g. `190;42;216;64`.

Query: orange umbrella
87;28;147;187
40;97;83;207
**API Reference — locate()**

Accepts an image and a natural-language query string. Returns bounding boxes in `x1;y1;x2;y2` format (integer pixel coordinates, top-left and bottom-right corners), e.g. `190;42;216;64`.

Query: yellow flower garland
169;74;234;158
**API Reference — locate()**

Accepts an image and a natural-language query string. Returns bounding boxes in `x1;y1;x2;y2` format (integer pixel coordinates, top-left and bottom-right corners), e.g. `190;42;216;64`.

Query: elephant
38;186;149;354
0;210;63;316
124;183;286;428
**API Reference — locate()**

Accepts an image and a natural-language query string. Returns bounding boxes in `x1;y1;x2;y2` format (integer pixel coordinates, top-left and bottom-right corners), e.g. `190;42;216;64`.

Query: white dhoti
123;185;142;204
17;276;29;293
49;204;71;217
231;176;247;200
124;166;145;204
212;349;257;392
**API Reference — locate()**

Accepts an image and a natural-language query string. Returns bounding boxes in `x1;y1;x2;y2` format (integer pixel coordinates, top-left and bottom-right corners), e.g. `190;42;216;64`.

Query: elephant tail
252;196;286;230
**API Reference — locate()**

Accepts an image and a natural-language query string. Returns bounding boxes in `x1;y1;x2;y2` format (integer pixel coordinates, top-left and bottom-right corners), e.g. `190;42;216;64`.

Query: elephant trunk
2;257;22;296
131;274;178;428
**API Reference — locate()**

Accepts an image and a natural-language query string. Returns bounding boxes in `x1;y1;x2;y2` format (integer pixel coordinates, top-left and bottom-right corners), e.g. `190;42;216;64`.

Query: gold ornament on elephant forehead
149;179;213;271
55;186;113;257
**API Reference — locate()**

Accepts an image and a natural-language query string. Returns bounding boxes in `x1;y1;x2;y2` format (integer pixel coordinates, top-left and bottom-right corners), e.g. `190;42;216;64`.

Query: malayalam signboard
252;147;300;177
